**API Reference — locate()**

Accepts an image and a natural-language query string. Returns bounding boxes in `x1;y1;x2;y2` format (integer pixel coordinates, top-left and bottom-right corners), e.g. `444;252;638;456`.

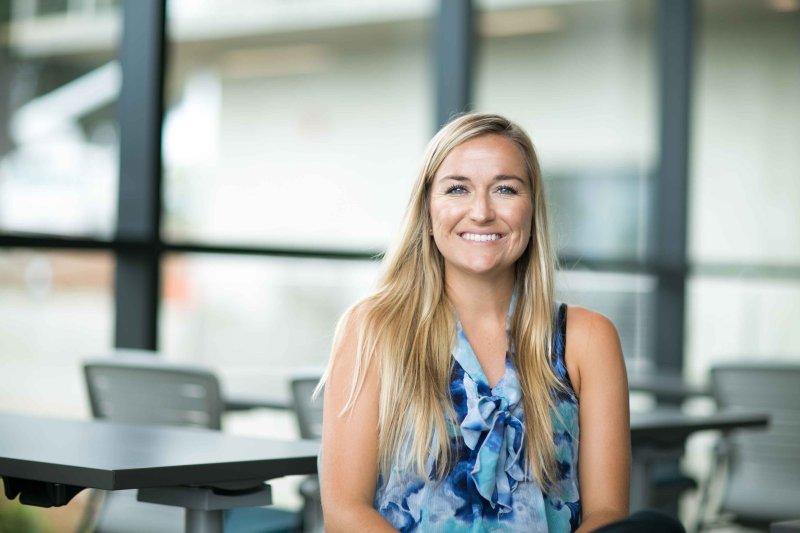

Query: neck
444;268;516;324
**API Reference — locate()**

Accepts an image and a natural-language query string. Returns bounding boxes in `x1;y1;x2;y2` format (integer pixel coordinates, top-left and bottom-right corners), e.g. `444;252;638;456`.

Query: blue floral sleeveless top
374;303;580;532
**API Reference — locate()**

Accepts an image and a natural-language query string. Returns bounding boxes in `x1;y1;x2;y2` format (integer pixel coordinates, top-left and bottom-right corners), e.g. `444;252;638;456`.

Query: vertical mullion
653;0;694;371
114;0;166;350
434;0;475;130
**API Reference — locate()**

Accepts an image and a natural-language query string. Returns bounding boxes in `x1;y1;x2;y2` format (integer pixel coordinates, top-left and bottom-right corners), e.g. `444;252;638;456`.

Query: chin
453;262;514;278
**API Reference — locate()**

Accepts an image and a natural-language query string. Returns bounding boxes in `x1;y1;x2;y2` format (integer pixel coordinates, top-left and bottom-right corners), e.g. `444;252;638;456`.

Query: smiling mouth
460;232;503;242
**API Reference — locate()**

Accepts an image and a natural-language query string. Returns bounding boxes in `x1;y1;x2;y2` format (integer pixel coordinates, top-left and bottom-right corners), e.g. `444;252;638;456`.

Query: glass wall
1;0;797;417
686;0;800;384
686;276;800;382
690;0;800;266
160;254;381;398
0;250;113;417
162;0;434;250
156;0;435;398
0;0;121;238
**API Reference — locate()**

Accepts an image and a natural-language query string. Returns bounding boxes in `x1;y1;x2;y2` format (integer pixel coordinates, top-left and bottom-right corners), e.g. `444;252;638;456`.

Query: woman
319;113;631;532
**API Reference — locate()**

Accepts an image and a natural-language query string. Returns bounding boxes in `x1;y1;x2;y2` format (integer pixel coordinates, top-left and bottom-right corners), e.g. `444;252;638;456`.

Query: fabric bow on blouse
453;323;528;515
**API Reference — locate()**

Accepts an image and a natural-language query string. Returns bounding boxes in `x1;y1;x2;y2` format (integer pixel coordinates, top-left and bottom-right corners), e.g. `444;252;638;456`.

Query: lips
460;232;502;242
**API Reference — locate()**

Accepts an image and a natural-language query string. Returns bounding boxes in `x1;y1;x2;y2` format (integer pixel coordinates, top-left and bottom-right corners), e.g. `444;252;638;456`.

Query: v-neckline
453;323;510;390
452;290;516;391
453;280;517;391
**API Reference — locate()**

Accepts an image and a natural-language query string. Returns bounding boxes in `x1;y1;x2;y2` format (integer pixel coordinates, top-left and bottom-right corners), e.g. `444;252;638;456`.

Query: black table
4;408;765;530
0;412;319;533
629;409;769;511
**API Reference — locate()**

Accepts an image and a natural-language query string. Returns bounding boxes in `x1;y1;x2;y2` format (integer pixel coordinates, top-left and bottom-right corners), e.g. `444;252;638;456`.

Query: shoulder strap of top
553;302;567;361
552;302;576;393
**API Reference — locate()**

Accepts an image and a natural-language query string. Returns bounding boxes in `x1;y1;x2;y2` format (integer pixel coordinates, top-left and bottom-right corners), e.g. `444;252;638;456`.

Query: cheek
505;204;533;236
429;202;459;230
514;208;534;249
523;210;533;236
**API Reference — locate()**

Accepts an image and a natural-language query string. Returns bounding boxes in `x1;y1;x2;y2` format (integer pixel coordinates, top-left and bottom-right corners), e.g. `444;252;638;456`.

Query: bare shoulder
332;298;374;353
344;298;374;328
564;305;626;396
326;296;382;388
565;305;620;349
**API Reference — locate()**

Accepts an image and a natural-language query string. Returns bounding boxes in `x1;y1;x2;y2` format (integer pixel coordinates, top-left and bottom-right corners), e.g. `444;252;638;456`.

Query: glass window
0;2;121;237
475;0;656;261
686;275;800;385
690;0;800;265
557;270;655;372
160;254;381;398
686;1;800;386
162;1;434;251
0;250;113;417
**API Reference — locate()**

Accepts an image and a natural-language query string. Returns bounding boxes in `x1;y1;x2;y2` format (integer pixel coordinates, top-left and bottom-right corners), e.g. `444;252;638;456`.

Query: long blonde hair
322;112;562;489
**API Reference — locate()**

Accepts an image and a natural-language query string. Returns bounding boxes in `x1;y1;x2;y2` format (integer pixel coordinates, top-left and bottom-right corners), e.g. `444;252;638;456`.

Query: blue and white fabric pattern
374;302;580;532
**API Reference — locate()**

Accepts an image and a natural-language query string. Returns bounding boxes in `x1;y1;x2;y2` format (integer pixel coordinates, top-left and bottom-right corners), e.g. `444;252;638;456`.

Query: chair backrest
84;349;223;430
711;363;800;524
290;374;324;440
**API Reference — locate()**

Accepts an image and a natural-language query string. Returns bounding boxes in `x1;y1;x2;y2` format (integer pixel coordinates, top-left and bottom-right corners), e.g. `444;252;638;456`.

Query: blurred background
0;0;798;530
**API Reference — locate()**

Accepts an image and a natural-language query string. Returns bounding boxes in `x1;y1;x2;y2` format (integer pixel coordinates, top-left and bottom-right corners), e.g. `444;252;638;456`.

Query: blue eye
445;184;468;195
497;185;519;195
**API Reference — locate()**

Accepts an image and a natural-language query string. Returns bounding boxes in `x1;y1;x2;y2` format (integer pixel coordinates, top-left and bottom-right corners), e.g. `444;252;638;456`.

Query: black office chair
82;350;301;533
695;363;800;531
290;374;324;533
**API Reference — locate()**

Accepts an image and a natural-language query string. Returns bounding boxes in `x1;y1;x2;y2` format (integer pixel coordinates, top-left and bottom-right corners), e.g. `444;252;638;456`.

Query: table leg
631;447;686;513
185;509;224;533
138;482;271;533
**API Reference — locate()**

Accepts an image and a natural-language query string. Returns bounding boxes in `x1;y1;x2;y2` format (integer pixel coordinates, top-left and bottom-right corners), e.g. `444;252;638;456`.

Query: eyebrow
437;174;527;185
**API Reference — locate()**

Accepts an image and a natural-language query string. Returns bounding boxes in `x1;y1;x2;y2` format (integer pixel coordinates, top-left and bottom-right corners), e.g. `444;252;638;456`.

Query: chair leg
691;442;727;533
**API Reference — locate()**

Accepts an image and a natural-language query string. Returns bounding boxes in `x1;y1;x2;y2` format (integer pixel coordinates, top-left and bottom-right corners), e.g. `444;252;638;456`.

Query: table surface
0;412;319;491
0;408;769;488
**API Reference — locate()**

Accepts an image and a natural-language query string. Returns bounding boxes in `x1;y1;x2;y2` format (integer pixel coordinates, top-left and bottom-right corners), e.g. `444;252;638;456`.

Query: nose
469;192;495;223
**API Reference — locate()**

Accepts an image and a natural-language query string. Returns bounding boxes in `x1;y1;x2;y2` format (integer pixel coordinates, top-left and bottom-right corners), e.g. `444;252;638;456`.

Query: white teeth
461;233;500;242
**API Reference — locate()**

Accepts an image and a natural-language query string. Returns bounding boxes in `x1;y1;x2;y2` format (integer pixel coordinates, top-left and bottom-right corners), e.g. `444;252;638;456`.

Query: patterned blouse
374;302;580;532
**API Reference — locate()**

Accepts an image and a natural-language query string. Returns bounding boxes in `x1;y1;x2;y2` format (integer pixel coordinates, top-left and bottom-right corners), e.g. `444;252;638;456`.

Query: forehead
435;134;528;180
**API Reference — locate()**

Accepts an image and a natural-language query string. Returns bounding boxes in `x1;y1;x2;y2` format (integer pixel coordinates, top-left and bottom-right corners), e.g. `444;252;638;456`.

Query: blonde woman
319;113;658;532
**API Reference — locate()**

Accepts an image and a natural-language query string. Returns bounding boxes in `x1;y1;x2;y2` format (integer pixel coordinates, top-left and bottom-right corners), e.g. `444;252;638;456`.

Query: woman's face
428;134;533;281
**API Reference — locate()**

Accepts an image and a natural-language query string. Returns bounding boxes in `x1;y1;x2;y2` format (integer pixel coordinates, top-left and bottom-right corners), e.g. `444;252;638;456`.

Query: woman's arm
320;306;397;532
565;306;631;532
